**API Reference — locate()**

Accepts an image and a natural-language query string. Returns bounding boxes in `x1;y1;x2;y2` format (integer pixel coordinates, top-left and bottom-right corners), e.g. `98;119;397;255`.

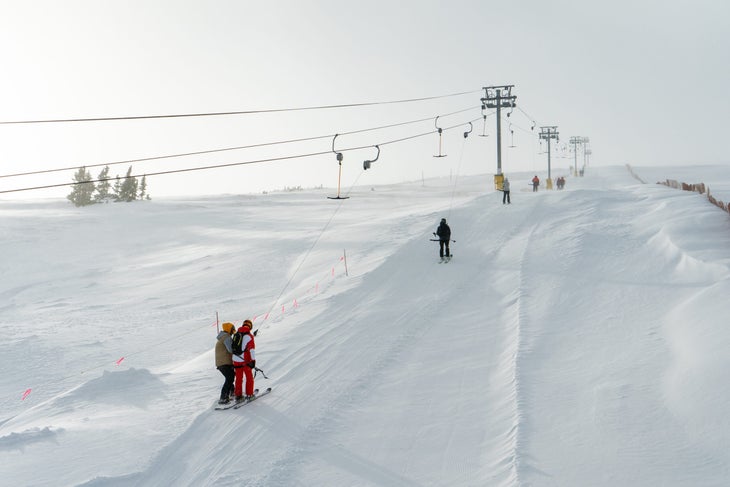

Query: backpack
231;332;244;355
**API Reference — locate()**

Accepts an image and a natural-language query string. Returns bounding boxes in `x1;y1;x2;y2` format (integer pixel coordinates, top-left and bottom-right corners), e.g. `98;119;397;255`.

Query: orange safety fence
658;179;729;214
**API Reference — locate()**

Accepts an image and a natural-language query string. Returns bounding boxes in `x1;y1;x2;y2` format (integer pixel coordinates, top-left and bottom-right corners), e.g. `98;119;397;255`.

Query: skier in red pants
232;319;256;402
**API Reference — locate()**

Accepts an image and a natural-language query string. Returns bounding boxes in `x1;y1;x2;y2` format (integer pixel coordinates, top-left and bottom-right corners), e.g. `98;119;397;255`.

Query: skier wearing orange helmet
232;319;256;402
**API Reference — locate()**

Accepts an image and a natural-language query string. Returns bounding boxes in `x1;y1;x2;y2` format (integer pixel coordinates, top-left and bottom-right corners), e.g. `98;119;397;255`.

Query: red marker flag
21;389;32;400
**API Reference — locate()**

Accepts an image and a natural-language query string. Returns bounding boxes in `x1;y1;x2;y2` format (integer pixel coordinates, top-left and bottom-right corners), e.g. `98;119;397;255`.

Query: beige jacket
215;331;233;367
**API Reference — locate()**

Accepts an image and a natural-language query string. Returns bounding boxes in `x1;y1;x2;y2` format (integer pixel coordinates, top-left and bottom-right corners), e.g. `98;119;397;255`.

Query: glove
432;232;437;237
247;361;256;369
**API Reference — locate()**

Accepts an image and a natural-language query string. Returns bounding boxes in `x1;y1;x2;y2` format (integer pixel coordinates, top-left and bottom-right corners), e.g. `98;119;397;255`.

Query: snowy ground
1;165;729;486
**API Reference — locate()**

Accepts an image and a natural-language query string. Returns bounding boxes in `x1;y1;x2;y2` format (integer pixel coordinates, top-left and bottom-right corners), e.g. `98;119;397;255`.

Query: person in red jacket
532;175;540;192
232;319;256;402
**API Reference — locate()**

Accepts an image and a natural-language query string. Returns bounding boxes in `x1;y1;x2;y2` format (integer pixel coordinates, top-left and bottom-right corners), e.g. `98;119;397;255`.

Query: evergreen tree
138;175;148;200
118;166;138;202
94;166;112;202
67;167;95;207
112;175;122;201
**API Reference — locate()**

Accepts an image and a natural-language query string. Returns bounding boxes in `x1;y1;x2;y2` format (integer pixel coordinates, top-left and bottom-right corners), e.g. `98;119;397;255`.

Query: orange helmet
221;322;235;334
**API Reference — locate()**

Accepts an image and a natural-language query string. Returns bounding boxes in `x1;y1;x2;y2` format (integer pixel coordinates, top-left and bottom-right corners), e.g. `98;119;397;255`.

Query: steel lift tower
481;85;516;191
539;126;559;189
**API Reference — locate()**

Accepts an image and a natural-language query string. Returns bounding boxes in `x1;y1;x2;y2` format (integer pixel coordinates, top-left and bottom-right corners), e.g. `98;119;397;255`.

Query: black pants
502;190;510;204
217;364;235;399
439;240;450;258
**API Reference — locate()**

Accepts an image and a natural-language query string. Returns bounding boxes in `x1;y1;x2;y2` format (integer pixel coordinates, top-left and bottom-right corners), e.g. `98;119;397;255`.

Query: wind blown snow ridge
494;233;529;486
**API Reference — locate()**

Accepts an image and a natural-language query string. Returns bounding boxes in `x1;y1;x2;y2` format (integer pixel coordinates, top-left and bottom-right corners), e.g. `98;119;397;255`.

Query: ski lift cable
0;90;481;125
516;105;539;127
0;134;335;180
0;106;480;181
378;117;482;148
0;117;482;195
339;106;478;137
501;114;539;138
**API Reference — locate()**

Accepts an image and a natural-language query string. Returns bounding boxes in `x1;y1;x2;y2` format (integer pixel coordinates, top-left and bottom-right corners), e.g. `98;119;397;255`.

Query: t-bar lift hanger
479;104;488;137
433;116;447;158
463;121;473;139
327;133;349;200
363;145;380;170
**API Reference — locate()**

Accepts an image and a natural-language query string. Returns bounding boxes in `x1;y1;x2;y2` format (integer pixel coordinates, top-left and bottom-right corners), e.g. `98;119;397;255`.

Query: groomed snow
1;165;729;486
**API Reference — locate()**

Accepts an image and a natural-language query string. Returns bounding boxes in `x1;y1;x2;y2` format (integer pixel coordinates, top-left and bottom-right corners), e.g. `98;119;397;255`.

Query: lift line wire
516;105;539;128
502;114;540;138
0;117;483;195
0;90;481;125
0;106;479;180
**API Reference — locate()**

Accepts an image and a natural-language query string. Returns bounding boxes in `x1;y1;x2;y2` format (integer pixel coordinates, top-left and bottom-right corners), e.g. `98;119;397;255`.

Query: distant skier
215;322;236;405
502;177;511;204
434;217;451;260
232;320;256;403
532;175;540;192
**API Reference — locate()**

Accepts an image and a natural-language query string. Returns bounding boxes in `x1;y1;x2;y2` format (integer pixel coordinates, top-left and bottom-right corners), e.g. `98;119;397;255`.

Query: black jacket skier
436;218;451;259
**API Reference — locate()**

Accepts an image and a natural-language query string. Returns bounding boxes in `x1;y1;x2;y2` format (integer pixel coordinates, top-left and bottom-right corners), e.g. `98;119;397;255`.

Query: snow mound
56;368;167;409
0;426;61;452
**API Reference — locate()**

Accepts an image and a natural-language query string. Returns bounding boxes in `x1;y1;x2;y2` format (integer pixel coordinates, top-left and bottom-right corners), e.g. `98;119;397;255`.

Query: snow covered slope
2;166;729;486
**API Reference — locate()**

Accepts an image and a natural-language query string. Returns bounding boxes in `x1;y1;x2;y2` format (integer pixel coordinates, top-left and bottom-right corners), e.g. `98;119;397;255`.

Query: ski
214;401;237;411
214;388;259;410
232;387;272;409
438;255;453;264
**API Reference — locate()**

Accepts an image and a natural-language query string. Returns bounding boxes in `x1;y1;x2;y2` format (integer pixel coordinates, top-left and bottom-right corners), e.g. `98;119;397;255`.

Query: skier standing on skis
232;319;256;402
532;175;540;192
435;217;451;260
502;177;511;204
215;322;236;405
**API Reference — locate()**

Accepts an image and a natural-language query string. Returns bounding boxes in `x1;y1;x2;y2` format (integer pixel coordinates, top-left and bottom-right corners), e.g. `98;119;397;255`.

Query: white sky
1;1;728;198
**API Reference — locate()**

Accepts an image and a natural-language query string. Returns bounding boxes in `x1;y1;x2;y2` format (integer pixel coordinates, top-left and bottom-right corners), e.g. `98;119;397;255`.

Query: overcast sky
1;1;728;198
